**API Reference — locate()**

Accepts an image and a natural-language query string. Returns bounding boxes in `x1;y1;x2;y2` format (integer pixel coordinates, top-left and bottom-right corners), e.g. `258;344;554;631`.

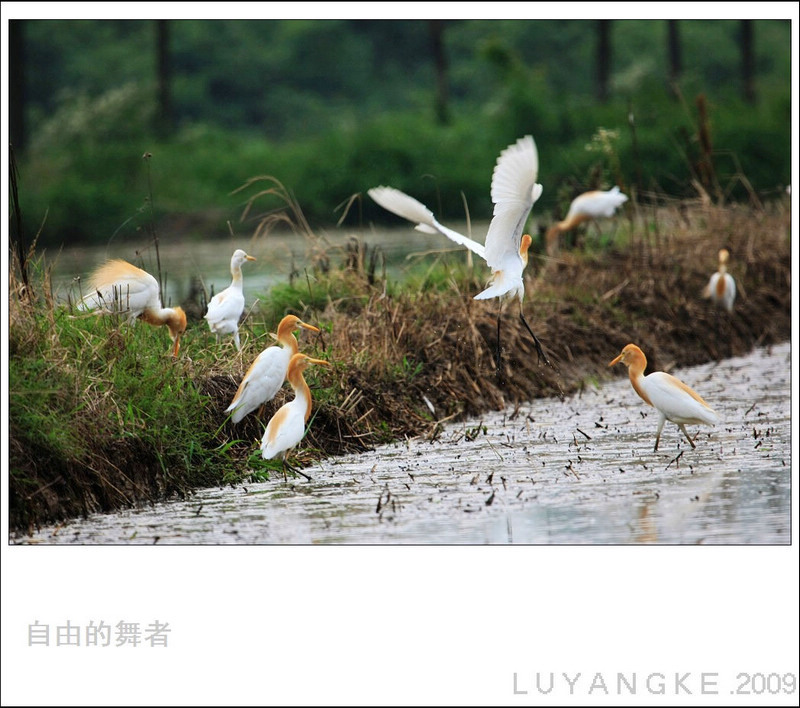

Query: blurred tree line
8;19;792;246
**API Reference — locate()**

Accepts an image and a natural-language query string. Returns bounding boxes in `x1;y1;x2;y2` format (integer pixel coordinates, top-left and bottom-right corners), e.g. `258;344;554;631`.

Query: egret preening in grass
261;353;330;480
369;134;551;369
609;343;719;451
225;315;320;424
205;249;256;350
545;186;628;255
702;248;736;313
79;259;187;356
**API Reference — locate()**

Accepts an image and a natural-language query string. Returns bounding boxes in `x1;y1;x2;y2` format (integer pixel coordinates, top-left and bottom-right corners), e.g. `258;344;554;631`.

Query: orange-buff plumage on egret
546;186;628;255
369;135;550;367
702;248;736;312
79;259;186;356
205;249;256;350
609;343;719;451
225;315;320;424
261;353;330;477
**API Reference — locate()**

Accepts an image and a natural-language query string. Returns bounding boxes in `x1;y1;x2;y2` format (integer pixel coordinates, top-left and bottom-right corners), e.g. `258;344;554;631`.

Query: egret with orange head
702;248;736;313
609;343;719;451
261;352;330;480
545;186;628;255
79;259;186;356
225;315;320;424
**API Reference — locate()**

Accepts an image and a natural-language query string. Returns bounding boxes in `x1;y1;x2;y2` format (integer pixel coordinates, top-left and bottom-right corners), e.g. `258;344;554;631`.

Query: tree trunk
156;20;174;137
740;20;756;104
9;20;26;152
667;20;681;96
429;20;450;125
596;20;611;103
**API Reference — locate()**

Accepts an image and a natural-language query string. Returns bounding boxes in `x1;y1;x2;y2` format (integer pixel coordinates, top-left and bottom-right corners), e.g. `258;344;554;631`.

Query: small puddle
15;342;791;544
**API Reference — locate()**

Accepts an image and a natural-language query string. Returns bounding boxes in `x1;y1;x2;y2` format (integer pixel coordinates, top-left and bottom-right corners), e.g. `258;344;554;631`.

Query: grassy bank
8;195;791;534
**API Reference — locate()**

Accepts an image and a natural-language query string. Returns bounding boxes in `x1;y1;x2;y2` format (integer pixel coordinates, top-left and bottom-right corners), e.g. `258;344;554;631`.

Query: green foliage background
14;19;792;246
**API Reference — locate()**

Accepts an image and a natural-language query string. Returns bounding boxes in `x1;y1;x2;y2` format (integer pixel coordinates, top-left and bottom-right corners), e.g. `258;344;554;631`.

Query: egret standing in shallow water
225;315;320;424
205;249;256;350
545;186;628;255
702;248;736;313
261;353;330;480
79;259;187;356
369;134;551;369
609;343;719;451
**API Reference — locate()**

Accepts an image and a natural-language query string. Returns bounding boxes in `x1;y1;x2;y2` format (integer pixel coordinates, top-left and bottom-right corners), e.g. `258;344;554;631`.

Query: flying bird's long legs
494;300;504;377
518;302;551;368
518;303;564;399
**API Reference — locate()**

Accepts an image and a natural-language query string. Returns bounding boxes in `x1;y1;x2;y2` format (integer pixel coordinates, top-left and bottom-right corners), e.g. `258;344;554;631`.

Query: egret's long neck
140;306;184;345
546;213;590;254
229;262;245;290
278;332;300;356
140;306;172;327
627;355;653;407
287;367;312;422
558;212;591;232
519;234;532;266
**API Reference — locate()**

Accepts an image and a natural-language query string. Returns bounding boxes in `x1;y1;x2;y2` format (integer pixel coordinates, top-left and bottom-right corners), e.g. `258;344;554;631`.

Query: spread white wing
369;186;486;259
483;135;543;270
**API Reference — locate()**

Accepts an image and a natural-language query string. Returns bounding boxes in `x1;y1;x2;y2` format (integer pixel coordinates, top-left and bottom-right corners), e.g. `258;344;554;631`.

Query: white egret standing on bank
703;248;736;313
261;353;330;480
205;249;256;350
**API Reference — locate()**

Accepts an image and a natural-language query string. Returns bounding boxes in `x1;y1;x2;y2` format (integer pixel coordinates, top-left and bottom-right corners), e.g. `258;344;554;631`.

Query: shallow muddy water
15;342;791;545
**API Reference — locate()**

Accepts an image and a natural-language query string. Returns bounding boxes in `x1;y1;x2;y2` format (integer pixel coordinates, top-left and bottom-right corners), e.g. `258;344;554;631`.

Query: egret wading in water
702;248;736;313
261;353;330;480
545;186;628;255
609;343;719;451
369;135;551;372
225;315;320;424
79;259;187;357
205;249;256;350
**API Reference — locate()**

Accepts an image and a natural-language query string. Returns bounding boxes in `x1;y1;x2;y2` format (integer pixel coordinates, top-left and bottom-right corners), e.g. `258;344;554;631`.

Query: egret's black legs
518;304;563;399
518;308;551;368
282;458;312;483
494;301;503;375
